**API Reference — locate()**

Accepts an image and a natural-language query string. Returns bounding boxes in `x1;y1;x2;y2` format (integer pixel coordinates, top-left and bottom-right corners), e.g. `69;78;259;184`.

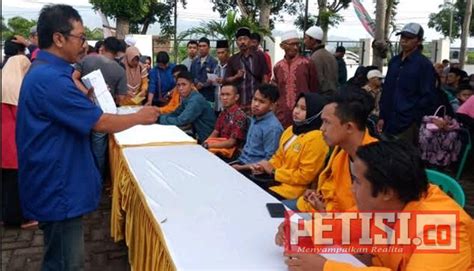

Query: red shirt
215;104;248;141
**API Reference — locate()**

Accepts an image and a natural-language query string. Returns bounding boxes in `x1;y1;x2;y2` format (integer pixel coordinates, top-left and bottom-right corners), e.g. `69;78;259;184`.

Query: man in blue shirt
158;71;216;142
190;37;218;105
146;51;176;106
16;5;159;270
378;23;437;144
232;84;283;170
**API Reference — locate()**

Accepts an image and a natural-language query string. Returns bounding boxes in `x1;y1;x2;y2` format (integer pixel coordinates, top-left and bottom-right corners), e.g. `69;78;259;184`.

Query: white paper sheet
81;69;117;114
207;73;219;86
116;106;142;115
114;124;196;146
122;145;366;270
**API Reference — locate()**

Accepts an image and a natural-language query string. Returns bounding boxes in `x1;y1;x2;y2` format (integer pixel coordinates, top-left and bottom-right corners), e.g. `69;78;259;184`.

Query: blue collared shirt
379;49;437;134
190;55;218;101
16;50;103;221
238;111;283;164
148;63;176;100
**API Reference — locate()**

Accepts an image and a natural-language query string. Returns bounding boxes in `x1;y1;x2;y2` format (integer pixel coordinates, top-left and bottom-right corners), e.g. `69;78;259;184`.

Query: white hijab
2;55;31;106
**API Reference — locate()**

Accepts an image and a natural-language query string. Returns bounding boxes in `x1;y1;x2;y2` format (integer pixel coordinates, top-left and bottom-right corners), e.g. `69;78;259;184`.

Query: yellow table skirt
109;137;177;271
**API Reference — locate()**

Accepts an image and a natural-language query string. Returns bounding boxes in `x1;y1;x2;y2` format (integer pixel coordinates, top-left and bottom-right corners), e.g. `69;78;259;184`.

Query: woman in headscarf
249;93;330;200
1;55;37;228
121;46;149;105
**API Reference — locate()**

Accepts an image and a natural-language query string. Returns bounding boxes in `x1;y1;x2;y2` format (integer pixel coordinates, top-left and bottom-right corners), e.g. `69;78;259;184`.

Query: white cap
124;36;137;46
281;30;299;42
367;70;384;80
305;26;323;41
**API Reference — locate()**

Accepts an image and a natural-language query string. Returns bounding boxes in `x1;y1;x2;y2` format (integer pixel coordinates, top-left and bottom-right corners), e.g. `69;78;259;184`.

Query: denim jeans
91;131;108;181
39;216;84;271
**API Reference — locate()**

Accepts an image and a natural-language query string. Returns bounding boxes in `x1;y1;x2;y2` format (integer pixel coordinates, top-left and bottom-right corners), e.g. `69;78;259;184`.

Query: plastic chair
426;169;465;207
455;128;472;180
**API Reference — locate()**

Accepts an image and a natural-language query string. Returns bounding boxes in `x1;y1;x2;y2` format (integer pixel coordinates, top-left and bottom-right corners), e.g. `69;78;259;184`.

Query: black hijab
292;93;327;135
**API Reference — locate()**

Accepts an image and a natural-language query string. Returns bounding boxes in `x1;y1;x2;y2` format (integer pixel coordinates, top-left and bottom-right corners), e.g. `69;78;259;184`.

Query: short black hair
94;40;104;53
118;39;127;53
37;4;83;49
457;83;473;93
156;51;170;65
4;37;26;56
332;86;374;131
356;140;429;203
221;83;239;94
199;37;210;46
102;37;121;55
255;83;279;103
176;71;194;82
250;32;261;43
336;46;346;53
448;67;464;78
187;40;198;47
172;64;188;75
442;59;450;64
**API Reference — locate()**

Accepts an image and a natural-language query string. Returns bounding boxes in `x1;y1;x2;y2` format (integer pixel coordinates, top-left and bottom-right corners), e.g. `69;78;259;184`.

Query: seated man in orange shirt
277;140;473;271
203;84;247;159
158;64;193;114
290;87;377;212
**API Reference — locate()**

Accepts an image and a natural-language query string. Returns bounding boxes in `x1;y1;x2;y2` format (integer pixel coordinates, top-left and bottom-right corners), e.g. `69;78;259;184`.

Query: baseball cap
305;26;323;41
367;70;384;80
396;23;424;39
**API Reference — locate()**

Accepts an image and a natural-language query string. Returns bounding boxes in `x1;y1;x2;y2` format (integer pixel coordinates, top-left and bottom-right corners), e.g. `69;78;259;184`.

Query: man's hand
135;106;160;124
306;191;326;212
275;222;286;247
302;189;316;202
249;163;264;175
196;82;204;90
216;77;224;84
258;160;274;175
376;119;384;134
284;252;327;271
12;35;29;46
236;69;245;79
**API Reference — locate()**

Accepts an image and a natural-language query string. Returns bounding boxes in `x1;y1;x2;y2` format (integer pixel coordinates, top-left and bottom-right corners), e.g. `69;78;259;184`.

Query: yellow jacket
159;87;181;114
297;130;377;212
269;127;329;199
324;184;474;271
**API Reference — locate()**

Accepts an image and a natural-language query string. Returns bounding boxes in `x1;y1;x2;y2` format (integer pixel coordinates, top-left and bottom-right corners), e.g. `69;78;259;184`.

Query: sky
1;0;452;41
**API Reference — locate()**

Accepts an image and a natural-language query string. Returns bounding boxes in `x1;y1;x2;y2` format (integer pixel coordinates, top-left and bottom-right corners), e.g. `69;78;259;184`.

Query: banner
352;0;376;38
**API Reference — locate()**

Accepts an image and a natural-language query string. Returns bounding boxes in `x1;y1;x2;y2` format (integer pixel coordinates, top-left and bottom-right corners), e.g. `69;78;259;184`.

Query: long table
110;130;365;270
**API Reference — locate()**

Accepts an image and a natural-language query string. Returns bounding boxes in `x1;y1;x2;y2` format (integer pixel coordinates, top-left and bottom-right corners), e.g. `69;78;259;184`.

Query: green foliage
2;16;37;40
467;51;474;64
179;10;272;50
293;0;349;32
89;0;150;21
209;0;300;29
85;27;104;40
428;0;474;40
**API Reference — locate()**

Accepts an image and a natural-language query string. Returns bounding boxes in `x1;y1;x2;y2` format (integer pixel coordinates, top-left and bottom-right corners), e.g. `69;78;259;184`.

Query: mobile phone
266;203;286;218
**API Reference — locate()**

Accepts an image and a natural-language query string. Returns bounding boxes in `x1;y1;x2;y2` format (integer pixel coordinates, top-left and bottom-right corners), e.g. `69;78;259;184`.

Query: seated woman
249;93;329;200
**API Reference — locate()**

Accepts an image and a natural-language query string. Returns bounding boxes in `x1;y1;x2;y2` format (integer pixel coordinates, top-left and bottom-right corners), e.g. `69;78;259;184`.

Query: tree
293;0;350;42
209;0;300;30
428;0;474;41
90;0;185;39
85;26;104;40
179;10;272;53
460;0;472;68
2;16;37;40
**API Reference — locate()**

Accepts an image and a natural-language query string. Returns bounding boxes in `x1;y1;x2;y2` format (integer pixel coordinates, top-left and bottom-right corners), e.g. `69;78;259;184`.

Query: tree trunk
383;0;392;40
258;1;271;31
236;0;250;18
373;0;386;70
460;0;472;69
116;17;129;39
317;0;328;43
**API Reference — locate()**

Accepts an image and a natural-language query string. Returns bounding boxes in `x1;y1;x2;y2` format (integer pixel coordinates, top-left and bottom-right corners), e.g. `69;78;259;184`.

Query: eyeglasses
65;33;87;45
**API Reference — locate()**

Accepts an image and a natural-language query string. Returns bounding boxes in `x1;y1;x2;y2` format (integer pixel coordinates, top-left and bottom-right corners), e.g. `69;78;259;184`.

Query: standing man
147;51;176;106
272;30;318;128
12;26;40;61
226;27;270;109
191;37;218;106
213;40;231;112
250;32;273;79
181;40;198;71
304;26;338;97
334;46;347;87
378;23;437;144
16;5;159;270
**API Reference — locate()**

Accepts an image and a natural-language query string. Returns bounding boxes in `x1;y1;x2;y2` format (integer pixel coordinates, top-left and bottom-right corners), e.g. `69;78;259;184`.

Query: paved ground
0;194;130;271
1;154;473;271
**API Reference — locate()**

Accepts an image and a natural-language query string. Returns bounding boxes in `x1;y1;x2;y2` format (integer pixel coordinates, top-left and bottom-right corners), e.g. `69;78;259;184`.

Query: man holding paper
16;5;159;270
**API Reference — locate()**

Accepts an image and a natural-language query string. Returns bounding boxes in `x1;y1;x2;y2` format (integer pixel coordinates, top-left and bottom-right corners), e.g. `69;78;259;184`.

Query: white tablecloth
122;145;365;270
114;124;196;147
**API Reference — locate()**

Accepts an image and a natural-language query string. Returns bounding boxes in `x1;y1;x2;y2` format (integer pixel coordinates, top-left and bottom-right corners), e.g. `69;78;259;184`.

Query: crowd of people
1;3;474;271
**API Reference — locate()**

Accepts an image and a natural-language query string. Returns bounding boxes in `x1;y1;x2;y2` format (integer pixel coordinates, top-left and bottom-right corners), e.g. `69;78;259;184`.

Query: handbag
419;106;462;167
